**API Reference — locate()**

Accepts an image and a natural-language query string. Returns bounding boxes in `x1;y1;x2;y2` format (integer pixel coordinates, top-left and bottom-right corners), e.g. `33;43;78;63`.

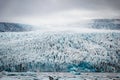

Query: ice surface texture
0;31;120;72
1;72;120;80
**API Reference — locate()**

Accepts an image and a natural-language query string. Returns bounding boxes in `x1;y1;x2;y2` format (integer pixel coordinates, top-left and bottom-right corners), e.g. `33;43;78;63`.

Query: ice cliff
0;31;120;72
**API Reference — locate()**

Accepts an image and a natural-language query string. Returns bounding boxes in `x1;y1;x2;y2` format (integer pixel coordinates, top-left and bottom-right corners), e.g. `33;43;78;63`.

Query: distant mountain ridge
0;22;33;32
0;19;120;32
62;19;120;30
89;19;120;30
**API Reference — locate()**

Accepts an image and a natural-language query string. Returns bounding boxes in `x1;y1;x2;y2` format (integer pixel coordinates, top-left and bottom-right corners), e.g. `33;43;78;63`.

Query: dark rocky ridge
0;22;33;32
0;19;120;32
89;19;120;30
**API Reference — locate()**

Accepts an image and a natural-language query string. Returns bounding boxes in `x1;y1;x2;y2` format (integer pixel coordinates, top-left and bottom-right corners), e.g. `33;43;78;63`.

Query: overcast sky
0;0;120;25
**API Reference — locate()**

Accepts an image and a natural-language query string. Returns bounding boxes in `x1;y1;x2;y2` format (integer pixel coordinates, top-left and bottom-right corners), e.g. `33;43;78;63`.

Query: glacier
0;31;120;73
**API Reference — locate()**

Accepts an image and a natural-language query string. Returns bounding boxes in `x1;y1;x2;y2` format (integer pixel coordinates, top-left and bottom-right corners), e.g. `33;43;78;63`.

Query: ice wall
0;31;120;72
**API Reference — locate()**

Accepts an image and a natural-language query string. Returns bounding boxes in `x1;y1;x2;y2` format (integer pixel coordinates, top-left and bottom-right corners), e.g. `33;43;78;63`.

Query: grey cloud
60;0;120;10
0;0;120;18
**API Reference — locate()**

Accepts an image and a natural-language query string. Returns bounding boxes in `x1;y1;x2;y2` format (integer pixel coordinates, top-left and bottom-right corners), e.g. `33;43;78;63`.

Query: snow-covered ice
0;72;120;80
0;30;120;73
